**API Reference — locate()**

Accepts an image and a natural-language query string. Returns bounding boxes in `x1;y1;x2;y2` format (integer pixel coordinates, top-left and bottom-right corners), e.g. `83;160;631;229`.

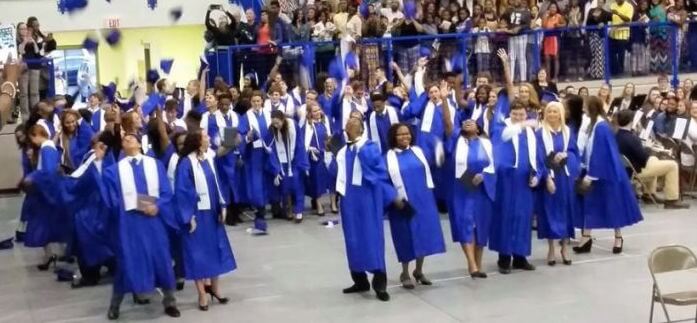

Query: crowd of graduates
9;47;648;320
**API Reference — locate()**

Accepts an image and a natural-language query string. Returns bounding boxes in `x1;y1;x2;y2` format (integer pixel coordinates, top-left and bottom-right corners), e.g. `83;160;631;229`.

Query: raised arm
441;81;454;138
497;49;515;102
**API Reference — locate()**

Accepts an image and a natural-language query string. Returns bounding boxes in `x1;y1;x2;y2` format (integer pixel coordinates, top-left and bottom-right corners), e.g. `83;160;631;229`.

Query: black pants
78;258;115;285
497;253;528;268
610;38;629;75
224;197;244;226
350;271;387;292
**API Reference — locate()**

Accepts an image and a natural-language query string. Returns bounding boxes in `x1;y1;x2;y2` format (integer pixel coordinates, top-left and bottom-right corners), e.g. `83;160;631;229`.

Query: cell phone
210;4;222;10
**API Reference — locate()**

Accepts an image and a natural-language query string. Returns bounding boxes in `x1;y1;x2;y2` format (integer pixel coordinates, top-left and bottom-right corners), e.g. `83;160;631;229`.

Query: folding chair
648;245;697;323
678;141;697;199
621;154;657;205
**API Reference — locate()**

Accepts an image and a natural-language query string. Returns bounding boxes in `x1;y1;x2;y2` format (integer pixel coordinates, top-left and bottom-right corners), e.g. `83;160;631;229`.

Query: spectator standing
310;7;337;73
18;22;42;122
586;0;612;79
205;6;237;46
473;18;493;74
542;2;566;81
346;4;363;39
504;0;532;82
609;0;634;76
394;17;424;73
334;1;350;38
381;0;405;30
631;0;650;76
564;0;585;81
483;0;499;29
649;0;670;74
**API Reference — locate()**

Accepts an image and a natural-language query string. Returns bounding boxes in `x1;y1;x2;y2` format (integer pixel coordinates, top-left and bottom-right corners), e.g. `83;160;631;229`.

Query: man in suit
615;110;690;209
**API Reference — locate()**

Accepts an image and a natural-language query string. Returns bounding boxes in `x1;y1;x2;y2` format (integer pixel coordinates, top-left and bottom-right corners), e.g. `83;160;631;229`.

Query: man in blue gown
330;118;398;302
98;134;181;320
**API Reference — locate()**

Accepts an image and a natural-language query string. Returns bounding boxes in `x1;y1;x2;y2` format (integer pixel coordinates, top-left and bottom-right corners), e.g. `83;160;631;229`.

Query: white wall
0;0;239;31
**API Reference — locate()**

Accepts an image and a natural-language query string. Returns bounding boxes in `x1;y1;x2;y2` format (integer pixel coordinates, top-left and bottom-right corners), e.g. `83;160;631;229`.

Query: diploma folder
458;171;477;191
545;152;567;171
222;127;239;149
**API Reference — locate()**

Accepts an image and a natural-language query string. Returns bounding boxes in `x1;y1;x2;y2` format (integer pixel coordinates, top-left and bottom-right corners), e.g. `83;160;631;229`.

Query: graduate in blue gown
573;96;642;255
267;110;310;222
302;102;333;215
328;118;398;302
175;130;236;311
56;109;94;173
22;125;66;270
98;134;181;320
62;138;116;288
238;91;273;234
445;119;496;278
367;92;401;154
82;93;106;132
535;102;581;266
384;123;445;289
15;125;31;242
489;101;542;274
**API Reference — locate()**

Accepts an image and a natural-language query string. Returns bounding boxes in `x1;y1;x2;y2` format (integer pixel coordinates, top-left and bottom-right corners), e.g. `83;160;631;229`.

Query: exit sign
105;17;120;29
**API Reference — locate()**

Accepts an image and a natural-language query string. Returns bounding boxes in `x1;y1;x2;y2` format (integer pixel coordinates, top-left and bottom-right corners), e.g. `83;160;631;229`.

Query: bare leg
580;229;592;244
561;239;571;263
316;194;325;214
474;246;484;270
195;280;208;307
614;228;623;248
461;243;479;273
415;257;425;274
547;239;557;264
330;193;338;212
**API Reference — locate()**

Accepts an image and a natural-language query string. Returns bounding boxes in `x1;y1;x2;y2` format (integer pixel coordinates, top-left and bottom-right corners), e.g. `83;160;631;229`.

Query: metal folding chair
621;154;657;205
649;245;697;323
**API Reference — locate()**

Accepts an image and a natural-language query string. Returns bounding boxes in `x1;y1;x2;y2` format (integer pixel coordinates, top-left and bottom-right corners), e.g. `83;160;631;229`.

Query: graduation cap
359;1;370;18
160;58;174;75
328;57;348;82
450;50;466;73
101;82;117;103
146;69;160;84
147;0;157;10
82;34;99;52
103;28;121;47
58;0;89;14
540;91;560;103
55;268;74;282
387;94;403;109
0;238;13;250
116;99;135;112
404;0;416;19
141;93;161;116
169;6;183;22
328;134;345;155
370;91;386;102
344;52;359;71
419;46;432;58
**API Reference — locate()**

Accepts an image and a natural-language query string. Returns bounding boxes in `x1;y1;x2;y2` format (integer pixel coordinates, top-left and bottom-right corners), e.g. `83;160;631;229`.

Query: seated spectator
653;96;680;135
615;110;689;209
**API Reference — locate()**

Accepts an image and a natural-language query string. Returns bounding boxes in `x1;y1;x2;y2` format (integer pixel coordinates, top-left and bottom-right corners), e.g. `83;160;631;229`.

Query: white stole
37;119;54;138
504;120;537;172
304;118;332;150
246;109;271;148
386;147;433;200
541;126;570;176
274;118;297;176
471;103;484;121
455;136;494;177
187;153;225;210
166;153;179;189
70;151;97;178
37;140;56;171
369;106;399;151
117;156;159;211
420;100;447;133
335;137;368;195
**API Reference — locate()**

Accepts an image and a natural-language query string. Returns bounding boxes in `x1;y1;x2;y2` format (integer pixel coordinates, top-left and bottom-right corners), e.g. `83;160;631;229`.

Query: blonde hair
541;101;568;136
519;83;540;112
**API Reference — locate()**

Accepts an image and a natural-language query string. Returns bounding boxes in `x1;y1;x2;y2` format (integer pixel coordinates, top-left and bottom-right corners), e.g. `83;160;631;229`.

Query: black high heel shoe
205;285;229;304
470;271;488;279
412;271;432;285
572;235;593;254
37;255;57;271
612;236;624;254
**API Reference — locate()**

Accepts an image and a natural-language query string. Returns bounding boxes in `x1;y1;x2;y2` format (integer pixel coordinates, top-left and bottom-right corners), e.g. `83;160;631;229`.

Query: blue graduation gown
489;129;542;256
60;120;95;171
329;142;396;272
175;157;236;280
578;121;643;229
535;129;580;240
238;111;272;207
303;121;331;198
267;122;310;214
62;155;115;267
445;134;496;246
386;148;445;263
19;149;33;224
90;108;103;132
99;158;178;294
24;143;67;248
367;111;396;154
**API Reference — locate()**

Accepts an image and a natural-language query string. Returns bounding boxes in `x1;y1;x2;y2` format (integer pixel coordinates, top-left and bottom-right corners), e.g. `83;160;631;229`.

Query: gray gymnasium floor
1;195;696;323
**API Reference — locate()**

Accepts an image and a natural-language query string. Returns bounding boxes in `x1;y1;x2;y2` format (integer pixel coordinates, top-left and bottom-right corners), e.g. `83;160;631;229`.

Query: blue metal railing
21;58;56;98
206;21;684;89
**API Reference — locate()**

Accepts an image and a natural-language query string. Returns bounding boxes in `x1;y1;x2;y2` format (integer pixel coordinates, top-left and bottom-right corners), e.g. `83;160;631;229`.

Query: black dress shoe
176;279;185;291
107;306;119;320
612;236;624;254
512;261;536;271
573;236;593;254
562;258;572;266
71;279;98;289
199;304;209;311
205;285;229;304
132;295;150;305
375;291;390;302
164;306;181;318
547;260;556;266
342;284;370;294
37;255;57;271
498;266;511;274
470;271;488;279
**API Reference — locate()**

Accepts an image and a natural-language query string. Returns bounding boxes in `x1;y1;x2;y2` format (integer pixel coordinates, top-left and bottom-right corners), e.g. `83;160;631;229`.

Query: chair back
621;154;637;176
648;245;697;276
